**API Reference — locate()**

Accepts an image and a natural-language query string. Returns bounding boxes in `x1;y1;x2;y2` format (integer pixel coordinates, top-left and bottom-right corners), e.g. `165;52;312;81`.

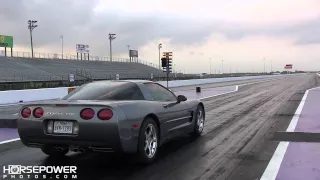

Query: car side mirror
177;95;187;102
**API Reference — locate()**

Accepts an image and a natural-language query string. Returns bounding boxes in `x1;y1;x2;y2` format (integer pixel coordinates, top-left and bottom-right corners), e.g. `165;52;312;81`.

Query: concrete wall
0;75;283;105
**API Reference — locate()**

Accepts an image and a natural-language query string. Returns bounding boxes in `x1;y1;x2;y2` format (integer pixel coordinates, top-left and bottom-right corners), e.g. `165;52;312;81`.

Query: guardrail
0;75;285;105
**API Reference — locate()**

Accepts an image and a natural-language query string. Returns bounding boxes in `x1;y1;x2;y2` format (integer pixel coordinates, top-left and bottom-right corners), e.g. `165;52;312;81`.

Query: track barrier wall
0;75;284;105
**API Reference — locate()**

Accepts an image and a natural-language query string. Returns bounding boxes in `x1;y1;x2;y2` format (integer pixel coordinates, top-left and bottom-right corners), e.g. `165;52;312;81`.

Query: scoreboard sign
76;44;90;53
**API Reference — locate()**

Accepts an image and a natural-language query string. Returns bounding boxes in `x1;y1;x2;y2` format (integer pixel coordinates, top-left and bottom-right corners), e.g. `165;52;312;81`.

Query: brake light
97;109;113;120
21;107;31;118
80;108;95;120
33;107;44;118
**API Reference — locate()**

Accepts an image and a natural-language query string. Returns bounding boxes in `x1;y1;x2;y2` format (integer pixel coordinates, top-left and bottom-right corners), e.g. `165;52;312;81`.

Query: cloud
1;0;320;73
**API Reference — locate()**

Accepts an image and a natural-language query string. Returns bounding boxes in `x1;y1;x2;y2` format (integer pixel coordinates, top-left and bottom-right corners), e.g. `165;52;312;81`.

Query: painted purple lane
174;86;237;99
276;142;320;180
275;87;320;180
294;88;320;133
0;128;19;142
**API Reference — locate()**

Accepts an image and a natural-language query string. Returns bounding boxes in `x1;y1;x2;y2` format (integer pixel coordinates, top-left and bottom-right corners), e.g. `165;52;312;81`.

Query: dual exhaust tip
70;147;85;153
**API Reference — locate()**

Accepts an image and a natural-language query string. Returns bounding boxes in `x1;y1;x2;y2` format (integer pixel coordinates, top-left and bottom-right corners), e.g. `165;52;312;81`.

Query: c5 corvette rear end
17;80;205;164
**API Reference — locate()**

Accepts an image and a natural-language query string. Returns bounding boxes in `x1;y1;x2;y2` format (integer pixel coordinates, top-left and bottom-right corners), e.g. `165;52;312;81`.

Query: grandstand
0;56;172;83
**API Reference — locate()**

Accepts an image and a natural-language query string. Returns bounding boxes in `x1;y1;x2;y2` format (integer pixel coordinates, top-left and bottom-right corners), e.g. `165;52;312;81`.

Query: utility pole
28;20;38;58
108;33;116;62
60;35;64;59
158;43;162;69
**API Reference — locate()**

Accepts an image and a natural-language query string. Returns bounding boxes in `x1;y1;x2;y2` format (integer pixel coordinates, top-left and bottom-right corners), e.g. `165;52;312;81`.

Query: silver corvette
17;80;205;164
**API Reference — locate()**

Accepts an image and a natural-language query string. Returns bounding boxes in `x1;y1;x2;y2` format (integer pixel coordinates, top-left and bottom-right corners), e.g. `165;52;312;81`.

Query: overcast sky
1;0;320;73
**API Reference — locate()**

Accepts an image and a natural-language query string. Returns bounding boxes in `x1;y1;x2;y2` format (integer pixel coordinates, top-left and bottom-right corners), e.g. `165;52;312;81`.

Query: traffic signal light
161;57;167;67
168;59;172;68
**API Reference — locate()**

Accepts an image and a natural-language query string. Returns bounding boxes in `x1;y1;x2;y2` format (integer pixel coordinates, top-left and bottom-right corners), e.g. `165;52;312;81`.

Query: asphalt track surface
0;73;319;180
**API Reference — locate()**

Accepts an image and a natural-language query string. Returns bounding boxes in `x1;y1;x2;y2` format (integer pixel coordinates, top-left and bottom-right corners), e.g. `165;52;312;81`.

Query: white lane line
260;87;311;180
286;90;309;132
199;79;274;100
199;86;238;100
260;142;289;180
0;138;20;145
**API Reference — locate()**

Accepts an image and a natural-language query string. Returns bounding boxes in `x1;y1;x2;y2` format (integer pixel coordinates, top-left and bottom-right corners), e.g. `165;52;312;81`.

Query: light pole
158;43;162;69
28;20;38;58
209;58;212;74
270;60;273;73
108;33;116;62
222;60;224;74
60;35;64;59
263;58;266;73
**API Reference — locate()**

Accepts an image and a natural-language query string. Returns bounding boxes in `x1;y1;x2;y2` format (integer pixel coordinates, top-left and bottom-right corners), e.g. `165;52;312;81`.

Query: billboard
284;64;293;69
0;35;13;48
76;44;90;53
129;50;138;57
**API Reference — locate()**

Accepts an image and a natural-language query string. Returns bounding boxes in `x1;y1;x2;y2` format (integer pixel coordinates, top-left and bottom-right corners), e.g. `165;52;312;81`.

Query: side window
144;83;177;101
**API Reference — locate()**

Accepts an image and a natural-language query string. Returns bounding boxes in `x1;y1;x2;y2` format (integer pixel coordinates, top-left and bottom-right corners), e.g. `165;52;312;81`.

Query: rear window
62;81;145;100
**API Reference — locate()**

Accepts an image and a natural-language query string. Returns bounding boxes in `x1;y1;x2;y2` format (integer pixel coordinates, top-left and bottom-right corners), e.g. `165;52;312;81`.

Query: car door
142;83;192;135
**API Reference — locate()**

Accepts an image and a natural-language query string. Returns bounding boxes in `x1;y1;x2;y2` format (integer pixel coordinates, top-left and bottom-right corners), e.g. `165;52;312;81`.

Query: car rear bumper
17;118;138;154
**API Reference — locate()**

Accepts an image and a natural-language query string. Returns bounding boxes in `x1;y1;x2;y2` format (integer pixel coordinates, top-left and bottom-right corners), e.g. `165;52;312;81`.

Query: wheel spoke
144;143;148;151
198;110;202;119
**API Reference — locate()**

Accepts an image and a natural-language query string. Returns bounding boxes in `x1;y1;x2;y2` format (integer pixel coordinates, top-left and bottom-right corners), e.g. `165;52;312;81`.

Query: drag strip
0;74;318;180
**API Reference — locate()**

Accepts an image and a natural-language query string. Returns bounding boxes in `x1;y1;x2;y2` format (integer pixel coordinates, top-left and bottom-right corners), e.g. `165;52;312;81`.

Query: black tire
191;105;205;137
41;146;69;156
137;118;159;164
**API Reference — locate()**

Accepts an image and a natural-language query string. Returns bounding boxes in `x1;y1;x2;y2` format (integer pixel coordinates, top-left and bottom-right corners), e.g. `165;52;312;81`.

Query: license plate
53;121;73;134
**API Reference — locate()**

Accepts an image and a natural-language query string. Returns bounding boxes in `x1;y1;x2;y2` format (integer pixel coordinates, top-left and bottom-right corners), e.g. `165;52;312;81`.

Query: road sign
0;35;13;48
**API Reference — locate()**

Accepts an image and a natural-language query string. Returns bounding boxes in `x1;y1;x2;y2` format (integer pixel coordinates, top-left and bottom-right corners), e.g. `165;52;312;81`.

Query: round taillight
21;107;31;118
98;109;113;120
33;107;44;118
80;108;95;120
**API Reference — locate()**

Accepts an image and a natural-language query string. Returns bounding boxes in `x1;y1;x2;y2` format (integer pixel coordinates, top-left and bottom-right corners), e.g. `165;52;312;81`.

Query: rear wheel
191;105;205;137
41;146;69;156
137;118;159;164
